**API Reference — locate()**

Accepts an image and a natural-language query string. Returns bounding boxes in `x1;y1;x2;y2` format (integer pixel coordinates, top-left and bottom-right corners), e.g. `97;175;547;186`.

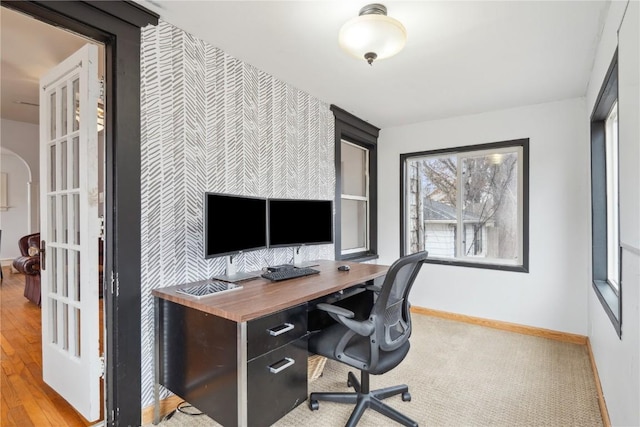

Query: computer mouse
338;265;350;271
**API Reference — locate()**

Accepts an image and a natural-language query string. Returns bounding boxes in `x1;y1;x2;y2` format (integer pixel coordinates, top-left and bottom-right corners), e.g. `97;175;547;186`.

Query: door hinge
99;78;105;101
111;272;119;297
99;354;105;379
99;215;105;240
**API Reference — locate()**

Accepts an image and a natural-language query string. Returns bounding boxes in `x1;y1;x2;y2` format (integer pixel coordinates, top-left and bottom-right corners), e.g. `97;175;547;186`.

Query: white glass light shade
339;14;407;62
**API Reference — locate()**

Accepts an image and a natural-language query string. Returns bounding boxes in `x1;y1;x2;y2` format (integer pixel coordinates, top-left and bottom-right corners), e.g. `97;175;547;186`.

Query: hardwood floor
1;268;95;426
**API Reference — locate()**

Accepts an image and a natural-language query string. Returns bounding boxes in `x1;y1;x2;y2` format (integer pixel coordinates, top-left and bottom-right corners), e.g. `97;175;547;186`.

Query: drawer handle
267;323;294;336
269;357;295;374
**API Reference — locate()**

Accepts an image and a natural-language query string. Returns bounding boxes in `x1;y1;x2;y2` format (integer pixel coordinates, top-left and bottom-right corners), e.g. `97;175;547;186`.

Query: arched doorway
0;148;36;263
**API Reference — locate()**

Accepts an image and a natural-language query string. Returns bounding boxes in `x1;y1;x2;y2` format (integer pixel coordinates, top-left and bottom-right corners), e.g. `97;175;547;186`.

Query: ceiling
2;1;609;129
0;6;104;125
133;0;609;128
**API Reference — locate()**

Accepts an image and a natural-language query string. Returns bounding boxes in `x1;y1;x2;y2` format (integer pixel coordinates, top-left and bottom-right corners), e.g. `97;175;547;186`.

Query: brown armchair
13;232;41;306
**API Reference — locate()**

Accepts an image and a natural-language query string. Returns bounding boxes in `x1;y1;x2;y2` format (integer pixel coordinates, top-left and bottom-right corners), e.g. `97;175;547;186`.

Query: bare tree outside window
402;140;528;271
462;152;518;259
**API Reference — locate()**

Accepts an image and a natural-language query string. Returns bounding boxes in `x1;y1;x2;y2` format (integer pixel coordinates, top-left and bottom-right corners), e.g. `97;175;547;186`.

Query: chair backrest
371;251;428;352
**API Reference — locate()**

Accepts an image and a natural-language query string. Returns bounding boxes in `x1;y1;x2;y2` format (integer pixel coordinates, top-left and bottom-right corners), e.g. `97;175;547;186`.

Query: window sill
339;252;379;263
592;279;621;338
422;257;528;273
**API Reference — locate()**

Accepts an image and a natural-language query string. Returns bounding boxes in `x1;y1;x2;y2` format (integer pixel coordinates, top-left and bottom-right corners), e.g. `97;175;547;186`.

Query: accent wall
139;21;335;405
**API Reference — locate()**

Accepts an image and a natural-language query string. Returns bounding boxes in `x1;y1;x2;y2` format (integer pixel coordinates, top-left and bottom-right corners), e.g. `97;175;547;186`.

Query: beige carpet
147;314;603;427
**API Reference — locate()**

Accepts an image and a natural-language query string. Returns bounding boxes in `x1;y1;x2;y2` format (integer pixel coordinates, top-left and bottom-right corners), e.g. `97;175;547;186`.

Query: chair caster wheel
402;392;411;402
309;400;319;411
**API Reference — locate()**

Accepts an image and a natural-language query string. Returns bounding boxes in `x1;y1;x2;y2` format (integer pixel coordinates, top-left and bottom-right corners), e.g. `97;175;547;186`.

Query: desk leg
237;322;247;427
153;297;160;425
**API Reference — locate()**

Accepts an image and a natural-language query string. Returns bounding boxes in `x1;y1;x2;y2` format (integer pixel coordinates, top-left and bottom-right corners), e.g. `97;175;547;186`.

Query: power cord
160;400;204;422
161;410;176;422
176;400;204;416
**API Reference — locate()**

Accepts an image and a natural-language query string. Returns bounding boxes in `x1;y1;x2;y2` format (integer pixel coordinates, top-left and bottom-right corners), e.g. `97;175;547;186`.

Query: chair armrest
316;303;355;319
316;303;374;337
13;256;40;275
365;283;382;293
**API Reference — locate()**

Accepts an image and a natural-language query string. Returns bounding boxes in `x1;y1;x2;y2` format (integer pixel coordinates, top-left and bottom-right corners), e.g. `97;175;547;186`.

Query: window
341;140;369;254
401;139;529;272
605;102;619;291
591;51;621;337
331;105;378;261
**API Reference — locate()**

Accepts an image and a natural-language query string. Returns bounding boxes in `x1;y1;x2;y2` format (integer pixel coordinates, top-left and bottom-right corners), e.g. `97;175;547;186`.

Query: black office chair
308;251;428;427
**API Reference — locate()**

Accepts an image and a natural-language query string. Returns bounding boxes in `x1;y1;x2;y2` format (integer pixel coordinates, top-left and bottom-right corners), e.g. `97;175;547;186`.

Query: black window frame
590;50;621;338
331;105;379;262
400;139;530;273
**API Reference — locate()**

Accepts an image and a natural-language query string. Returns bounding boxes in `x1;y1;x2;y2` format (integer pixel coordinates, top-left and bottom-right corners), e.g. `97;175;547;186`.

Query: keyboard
261;267;320;282
176;281;242;298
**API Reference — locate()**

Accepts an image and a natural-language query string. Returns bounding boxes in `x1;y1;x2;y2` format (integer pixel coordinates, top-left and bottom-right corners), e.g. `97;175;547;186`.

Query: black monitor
204;193;267;258
268;199;333;247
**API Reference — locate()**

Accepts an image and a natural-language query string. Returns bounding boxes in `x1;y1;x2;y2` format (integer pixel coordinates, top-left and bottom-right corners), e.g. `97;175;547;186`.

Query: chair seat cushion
309;323;410;375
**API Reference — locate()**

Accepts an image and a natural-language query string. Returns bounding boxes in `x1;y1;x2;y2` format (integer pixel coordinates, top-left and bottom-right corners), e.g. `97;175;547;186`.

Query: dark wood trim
399;155;406;257
399;138;528;160
330;105;380;139
93;1;160;28
589;50;621;338
521;137;530;273
330;105;379;261
591;122;608;280
591;50;618;121
1;2;158;425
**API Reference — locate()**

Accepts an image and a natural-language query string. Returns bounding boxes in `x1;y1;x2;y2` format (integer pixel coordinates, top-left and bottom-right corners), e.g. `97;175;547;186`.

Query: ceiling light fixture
339;3;407;66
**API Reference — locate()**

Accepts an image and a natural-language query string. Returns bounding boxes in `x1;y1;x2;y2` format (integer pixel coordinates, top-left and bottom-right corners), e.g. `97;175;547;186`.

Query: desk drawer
247;338;308;427
248;304;307;360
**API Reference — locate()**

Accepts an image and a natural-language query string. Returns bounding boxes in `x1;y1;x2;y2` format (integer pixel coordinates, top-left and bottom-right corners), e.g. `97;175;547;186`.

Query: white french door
39;44;101;422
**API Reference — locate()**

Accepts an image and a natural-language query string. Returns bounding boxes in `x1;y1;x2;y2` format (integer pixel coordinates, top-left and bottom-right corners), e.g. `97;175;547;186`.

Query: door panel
39;43;101;422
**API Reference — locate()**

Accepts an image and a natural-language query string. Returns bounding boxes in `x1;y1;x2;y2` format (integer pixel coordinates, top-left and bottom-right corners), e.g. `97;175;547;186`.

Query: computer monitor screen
204;193;267;258
268;199;333;247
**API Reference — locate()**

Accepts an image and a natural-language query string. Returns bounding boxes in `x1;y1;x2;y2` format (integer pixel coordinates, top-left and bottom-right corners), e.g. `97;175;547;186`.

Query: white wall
1;119;39;181
0;118;40;232
586;1;640;425
378;97;589;335
0;151;30;261
1;118;40;264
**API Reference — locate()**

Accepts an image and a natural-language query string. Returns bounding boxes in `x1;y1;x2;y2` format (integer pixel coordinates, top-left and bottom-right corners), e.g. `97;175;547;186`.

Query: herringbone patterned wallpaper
140;21;335;406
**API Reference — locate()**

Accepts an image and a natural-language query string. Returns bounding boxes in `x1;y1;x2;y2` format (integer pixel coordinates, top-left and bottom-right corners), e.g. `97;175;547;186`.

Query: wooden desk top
151;260;388;323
